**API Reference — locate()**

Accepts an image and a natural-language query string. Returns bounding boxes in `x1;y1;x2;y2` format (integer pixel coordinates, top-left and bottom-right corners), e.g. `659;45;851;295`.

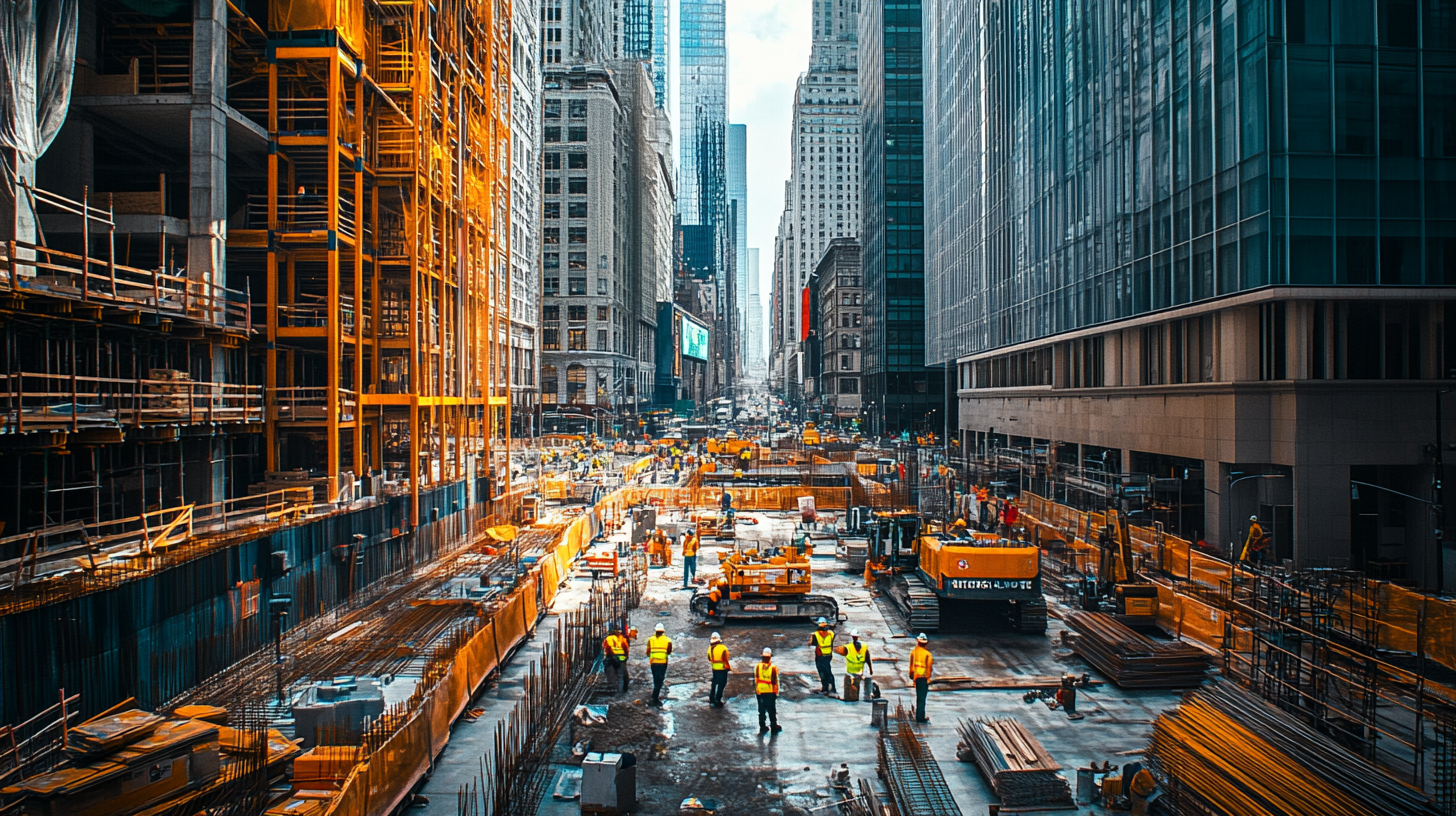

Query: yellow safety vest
755;662;779;694
683;534;699;557
708;643;729;671
909;646;934;680
648;634;672;664
603;635;627;658
813;629;835;656
844;642;868;675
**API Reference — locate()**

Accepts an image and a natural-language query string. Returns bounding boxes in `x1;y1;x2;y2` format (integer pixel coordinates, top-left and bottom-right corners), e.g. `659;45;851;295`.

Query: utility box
580;751;635;814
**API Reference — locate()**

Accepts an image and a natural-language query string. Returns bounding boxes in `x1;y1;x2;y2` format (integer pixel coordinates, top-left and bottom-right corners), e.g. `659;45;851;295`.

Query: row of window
542;227;588;244
543;99;587;119
544;126;588;142
544;202;588;218
543;275;610;296
542;305;612;322
543;177;588;194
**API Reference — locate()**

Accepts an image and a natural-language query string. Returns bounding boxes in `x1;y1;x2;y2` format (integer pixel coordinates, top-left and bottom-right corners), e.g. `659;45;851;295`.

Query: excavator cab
866;511;923;569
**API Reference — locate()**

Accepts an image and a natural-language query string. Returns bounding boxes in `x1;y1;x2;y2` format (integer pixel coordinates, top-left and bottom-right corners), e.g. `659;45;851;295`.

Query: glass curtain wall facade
924;0;1456;367
679;0;728;284
729;124;749;371
861;0;940;431
622;0;669;107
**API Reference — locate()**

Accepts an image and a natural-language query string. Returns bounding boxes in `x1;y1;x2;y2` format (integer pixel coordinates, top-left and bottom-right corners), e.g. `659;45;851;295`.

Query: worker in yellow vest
706;632;731;708
647;623;673;707
835;628;873;701
755;648;782;735
601;627;630;693
908;633;934;723
809;618;837;696
681;529;700;588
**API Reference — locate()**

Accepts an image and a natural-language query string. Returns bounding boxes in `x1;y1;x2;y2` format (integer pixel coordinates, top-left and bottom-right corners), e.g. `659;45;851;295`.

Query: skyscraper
923;1;1456;574
746;247;766;376
859;0;940;432
510;0;543;435
539;0;612;66
729;124;749;377
620;0;670;108
773;0;860;404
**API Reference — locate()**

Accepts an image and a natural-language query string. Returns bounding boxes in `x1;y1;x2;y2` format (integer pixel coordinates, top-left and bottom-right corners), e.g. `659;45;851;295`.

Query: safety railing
0;373;263;433
267;386;358;422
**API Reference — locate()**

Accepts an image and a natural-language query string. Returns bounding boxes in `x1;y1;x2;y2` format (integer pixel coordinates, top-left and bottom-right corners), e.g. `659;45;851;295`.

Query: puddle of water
661;711;676;739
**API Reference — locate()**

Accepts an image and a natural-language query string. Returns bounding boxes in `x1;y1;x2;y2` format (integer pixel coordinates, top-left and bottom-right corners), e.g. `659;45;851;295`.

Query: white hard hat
916;633;928;642
1250;515;1259;521
710;632;722;643
655;623;666;632
850;628;861;637
762;647;773;657
817;617;829;625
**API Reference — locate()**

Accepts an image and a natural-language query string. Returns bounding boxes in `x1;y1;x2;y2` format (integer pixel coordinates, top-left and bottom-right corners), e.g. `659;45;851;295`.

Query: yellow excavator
691;536;838;621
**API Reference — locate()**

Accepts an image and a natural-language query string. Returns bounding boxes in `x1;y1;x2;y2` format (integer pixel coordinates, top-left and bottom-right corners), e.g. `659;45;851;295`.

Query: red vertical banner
800;287;812;341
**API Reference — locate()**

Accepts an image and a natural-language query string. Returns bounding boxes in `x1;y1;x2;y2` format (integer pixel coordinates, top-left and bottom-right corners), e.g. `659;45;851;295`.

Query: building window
568;152;588;169
568;126;588;142
597;306;609;321
542;227;560;245
543;305;559;321
542;328;561;350
841;354;852;370
544;276;559;295
566;364;586;403
544;126;561;142
569;276;586;295
568;251;587;270
544;201;560;218
568;329;587;350
543;252;560;269
568;202;588;218
839;378;858;394
544;152;561;169
568;100;588;119
541;365;558;402
544;177;561;194
544;99;561;119
568;226;587;244
568;305;587;322
568;176;588;194
596;329;608;350
597;277;608;295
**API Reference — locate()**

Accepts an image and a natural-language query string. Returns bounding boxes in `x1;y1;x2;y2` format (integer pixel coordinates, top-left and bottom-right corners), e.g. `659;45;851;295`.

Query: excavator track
1009;598;1048;633
882;573;941;632
691;592;839;622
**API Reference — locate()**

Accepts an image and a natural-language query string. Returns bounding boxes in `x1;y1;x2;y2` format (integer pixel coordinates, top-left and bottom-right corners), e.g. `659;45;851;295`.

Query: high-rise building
539;63;674;423
620;0;670;108
511;0;543;436
859;0;941;433
746;247;766;376
679;0;730;394
773;0;860;405
816;239;863;421
541;0;612;66
924;1;1456;577
728;124;749;377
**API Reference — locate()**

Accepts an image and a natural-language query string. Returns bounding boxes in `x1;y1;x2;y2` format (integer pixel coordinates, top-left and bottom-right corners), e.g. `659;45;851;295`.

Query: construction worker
1239;515;1265;566
810;618;837;696
1128;766;1157;815
721;489;735;522
908;633;934;723
602;626;630;692
755;648;782;735
705;582;724;618
836;628;873;701
707;632;731;708
647;623;673;707
976;485;990;526
681;528;699;588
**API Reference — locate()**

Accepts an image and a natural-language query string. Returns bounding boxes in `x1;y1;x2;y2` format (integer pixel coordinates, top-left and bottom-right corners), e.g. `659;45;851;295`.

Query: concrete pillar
1205;460;1226;551
190;0;228;310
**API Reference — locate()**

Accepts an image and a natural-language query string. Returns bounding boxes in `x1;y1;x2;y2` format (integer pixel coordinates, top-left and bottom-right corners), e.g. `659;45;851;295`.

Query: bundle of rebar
956;718;1073;809
1148;680;1443;816
877;707;963;816
1064;610;1208;688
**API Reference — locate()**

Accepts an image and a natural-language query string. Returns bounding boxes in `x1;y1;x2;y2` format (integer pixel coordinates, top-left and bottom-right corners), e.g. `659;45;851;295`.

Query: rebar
876;705;962;816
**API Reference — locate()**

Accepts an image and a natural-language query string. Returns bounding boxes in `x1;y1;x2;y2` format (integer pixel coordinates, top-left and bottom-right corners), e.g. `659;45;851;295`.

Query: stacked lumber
1064;611;1208;688
956;718;1074;809
1149;681;1442;816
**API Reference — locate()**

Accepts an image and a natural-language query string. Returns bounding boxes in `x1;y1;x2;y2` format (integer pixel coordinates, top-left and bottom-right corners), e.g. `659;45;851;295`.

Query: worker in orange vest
755;648;782;735
809;618;837;696
706;632;731;708
976;485;990;527
705;582;724;618
908;633;934;723
682;528;700;588
601;626;630;693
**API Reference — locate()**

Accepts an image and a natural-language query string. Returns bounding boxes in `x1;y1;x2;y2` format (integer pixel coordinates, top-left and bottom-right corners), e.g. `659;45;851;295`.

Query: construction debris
956;717;1074;810
1063;611;1208;688
1148;680;1443;816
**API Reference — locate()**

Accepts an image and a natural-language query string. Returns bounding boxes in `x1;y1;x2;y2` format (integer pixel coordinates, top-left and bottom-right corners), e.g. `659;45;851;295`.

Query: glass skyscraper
678;0;728;284
923;0;1456;580
622;0;669;108
860;0;941;431
729;123;749;373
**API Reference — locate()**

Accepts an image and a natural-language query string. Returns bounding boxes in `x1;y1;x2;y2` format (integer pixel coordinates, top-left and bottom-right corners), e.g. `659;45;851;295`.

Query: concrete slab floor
420;511;1184;815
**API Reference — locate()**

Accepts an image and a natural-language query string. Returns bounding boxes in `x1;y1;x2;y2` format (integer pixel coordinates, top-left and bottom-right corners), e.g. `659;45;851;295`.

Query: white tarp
0;0;78;166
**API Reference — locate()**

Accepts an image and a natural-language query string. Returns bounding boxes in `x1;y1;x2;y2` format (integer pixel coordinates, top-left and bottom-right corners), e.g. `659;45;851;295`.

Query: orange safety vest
977;487;989;502
755;662;779;694
708;643;730;671
648;634;672;664
708;586;722;603
812;629;835;656
909;646;934;680
603;634;628;658
683;534;699;557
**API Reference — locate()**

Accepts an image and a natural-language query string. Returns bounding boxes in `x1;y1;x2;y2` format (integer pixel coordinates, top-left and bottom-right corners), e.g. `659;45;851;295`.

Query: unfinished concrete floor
519;511;1186;815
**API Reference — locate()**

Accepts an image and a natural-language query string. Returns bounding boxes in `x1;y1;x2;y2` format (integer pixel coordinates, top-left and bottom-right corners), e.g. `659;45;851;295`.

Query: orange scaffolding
263;0;512;523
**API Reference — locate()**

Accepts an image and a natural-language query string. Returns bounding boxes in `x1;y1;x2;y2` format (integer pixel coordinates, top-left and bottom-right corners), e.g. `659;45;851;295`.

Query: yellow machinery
1081;509;1160;625
705;432;754;457
868;513;1046;632
691;511;735;541
691;537;838;621
801;422;821;446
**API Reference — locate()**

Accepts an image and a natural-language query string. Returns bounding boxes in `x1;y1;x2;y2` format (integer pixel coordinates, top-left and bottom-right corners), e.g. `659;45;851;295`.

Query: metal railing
0;372;263;433
268;386;358;422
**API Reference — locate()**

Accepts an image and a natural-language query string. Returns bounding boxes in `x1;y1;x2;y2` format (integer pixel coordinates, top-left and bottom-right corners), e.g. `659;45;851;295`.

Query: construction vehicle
1077;509;1160;626
801;422;821;446
867;511;1046;632
705;431;754;457
690;536;838;621
692;511;735;541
